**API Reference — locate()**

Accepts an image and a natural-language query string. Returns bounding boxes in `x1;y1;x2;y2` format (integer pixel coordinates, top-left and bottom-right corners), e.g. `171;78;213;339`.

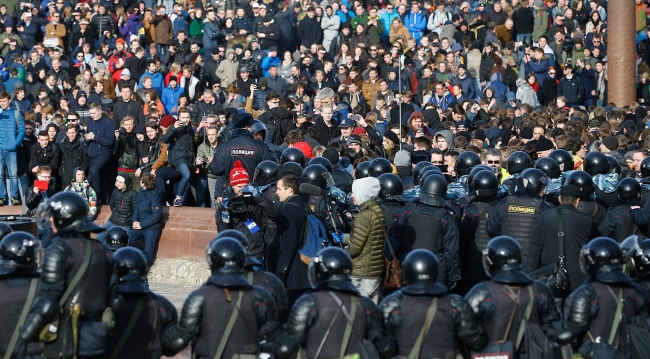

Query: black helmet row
548;149;574;172
455;152;481;177
420;174;447;198
507;151;532;175
378;173;403;199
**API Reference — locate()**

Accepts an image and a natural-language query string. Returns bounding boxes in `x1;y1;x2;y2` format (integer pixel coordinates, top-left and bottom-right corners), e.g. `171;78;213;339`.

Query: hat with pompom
230;160;250;186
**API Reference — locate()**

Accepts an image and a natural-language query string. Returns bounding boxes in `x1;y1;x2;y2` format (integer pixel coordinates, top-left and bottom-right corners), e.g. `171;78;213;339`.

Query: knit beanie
230;160;250;186
352;177;381;205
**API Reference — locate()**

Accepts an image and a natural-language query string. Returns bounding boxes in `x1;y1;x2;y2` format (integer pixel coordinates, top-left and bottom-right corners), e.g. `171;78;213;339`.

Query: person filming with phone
26;166;55;246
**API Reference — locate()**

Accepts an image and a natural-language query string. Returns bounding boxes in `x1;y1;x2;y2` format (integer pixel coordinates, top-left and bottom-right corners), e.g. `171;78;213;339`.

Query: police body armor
194;285;260;359
483;281;538;347
613;205;641;243
403;203;446;256
595;187;619;209
396;294;455;359
381;195;410;230
501;196;542;259
107;293;163;359
460;201;493;294
640;180;650;206
332;168;354;194
577;200;605;227
305;290;367;359
0;277;42;356
579;282;637;357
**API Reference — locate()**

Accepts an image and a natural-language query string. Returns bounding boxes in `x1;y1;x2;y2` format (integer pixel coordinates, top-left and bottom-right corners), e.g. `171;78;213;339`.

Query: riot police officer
216;229;289;322
377;173;408;230
585;151;619;208
620;235;650;300
105;226;129;251
566;170;607;227
412;161;433;187
280;148;305;167
392;174;460;288
300;164;352;237
465;236;562;359
107;247;178;359
368;158;393;178
403;165;442;200
447;151;482;200
535;157;562;206
0;232;42;359
486;168;552;267
379;249;487;358
555;237;648;358
323;148;354;194
14;191;119;359
599;178;643;242
278;161;303;177
548;149;575;174
355;161;371;179
639;157;650;205
459;170;500;295
502;151;533;195
456;164;493;209
0;222;14;239
273;247;393;359
163;238;280;358
252;160;282;270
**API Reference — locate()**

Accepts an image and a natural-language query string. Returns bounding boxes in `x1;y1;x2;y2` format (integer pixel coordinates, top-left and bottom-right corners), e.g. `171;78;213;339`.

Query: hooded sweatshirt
434;129;455;153
352;177;381;204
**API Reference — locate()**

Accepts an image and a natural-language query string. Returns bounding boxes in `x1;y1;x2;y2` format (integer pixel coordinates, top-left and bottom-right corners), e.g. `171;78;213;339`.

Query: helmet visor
308;260;318;289
579;246;590;275
482;248;493;278
35;199;52;231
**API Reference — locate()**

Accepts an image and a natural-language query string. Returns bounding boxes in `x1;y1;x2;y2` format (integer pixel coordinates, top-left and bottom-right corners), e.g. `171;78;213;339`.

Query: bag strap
59;240;92;308
515;285;536;350
408;297;438;359
608;287;624;346
557;209;565;259
109;296;146;359
340;295;357;358
314;308;342;359
4;277;38;359
214;289;244;359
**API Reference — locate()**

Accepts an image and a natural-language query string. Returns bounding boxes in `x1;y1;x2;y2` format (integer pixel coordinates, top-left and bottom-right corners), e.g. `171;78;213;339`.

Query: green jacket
0;33;23;56
345;198;386;278
351;15;384;45
195;141;217;178
532;8;549;43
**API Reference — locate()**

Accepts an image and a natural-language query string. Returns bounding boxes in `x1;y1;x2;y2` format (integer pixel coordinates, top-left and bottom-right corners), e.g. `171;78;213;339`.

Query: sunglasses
549;72;556;75
487;160;500;164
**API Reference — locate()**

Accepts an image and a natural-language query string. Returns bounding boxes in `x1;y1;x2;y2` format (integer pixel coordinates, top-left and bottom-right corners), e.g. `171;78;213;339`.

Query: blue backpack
288;202;331;264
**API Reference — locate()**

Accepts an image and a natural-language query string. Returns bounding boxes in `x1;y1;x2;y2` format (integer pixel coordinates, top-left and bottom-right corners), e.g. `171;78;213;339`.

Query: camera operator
217;160;278;266
114;116;142;191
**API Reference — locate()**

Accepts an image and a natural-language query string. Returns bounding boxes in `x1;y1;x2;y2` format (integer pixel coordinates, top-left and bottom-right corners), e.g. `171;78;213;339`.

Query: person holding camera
113;116;142;191
162;107;196;207
194;125;219;207
217;160;278;266
26;166;55;246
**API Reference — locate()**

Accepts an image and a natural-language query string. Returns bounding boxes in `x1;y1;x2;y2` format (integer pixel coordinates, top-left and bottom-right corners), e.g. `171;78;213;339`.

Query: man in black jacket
96;172;138;243
296;7;322;47
527;184;600;310
191;89;220;124
58;123;90;187
112;83;145;132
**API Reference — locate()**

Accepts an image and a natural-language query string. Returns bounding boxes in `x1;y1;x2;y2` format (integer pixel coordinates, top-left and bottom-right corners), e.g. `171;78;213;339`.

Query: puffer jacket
132;188;163;230
107;175;138;226
345;199;386;278
91;13;116;38
216;49;239;86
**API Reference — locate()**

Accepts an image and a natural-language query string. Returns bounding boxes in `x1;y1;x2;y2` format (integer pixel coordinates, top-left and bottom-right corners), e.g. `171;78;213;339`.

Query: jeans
516;33;532;44
351;276;381;304
0;150;19;201
176;163;192;201
194;173;209;207
95;220;131;243
208;177;217;208
129;223;162;267
89;152;112;204
18;175;28;202
155;167;181;202
39;226;53;248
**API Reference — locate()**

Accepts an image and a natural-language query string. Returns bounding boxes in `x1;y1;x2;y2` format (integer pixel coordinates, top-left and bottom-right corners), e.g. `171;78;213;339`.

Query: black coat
107;182;138;226
112;99;145;132
276;195;310;290
29;142;60;172
260;22;280;50
527;204;600;292
297;16;322;46
58;136;90;186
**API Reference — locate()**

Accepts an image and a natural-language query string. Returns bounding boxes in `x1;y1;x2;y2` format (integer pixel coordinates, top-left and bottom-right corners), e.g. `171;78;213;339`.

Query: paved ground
150;283;198;359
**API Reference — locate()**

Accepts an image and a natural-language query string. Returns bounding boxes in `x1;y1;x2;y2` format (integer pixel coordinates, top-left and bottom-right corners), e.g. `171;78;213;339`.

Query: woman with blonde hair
389;18;410;44
165;63;182;86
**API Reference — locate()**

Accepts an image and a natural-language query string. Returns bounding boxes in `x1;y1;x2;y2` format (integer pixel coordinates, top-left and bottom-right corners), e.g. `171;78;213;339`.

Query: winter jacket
557;75;584;105
202;19;220;50
119;14;143;42
107;178;138;226
132;188;163;230
0;108;25;151
86;117;116;158
29;142;60;172
64;179;98;219
112;98;145;131
452;75;478;100
91;13;116;38
512;6;534;34
404;10;427;43
161;84;183;114
345;198;386;278
427;10;452;35
515;79;540;107
216;49;239;86
114;132;140;170
151;15;173;45
162;124;195;169
297;16;323;46
59;135;90;186
532;8;549;42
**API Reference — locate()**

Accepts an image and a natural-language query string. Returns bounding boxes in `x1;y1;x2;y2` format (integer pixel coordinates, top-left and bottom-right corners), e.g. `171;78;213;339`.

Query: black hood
270;107;294;120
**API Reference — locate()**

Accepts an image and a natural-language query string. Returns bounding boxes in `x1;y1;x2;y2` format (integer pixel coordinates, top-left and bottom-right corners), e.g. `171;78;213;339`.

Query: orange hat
229;160;250;186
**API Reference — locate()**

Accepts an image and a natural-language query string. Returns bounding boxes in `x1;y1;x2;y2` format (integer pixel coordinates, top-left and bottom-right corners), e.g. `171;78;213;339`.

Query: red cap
229;160;250;186
159;115;176;128
293;142;313;158
352;127;367;135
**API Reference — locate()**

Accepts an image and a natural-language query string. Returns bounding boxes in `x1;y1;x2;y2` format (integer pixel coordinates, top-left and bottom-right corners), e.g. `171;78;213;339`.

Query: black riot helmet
332;169;354;193
355;161;371;180
215;229;250;247
519;168;549;193
548;149;575;172
468;165;492;191
473;170;499;197
641;157;650;178
420;174;448;198
617;178;641;201
482;236;523;277
455;151;482;177
206;237;247;274
621;235;650;278
580;237;624;276
606;156;621;175
280;147;306;167
105;226;129;251
418;166;440;184
113;247;148;279
308;157;333;173
251;120;267;140
413;161;433;186
35;191;104;233
0;232;39;276
0;223;13;241
403;249;439;284
534;157;561;179
369;158;393;177
507;151;533;174
378;173;404;199
278;162;303;177
584;151;610;176
308;247;353;289
302;164;330;190
253;160;280;186
565;170;595;199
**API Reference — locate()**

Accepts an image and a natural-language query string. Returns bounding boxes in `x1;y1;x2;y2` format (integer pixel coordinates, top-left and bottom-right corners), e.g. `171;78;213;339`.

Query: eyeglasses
370;48;377;51
387;6;394;9
68;117;78;121
487;160;500;164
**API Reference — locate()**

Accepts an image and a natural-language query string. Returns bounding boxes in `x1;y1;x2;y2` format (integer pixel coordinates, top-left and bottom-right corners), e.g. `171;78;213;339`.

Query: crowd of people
2;0;650;357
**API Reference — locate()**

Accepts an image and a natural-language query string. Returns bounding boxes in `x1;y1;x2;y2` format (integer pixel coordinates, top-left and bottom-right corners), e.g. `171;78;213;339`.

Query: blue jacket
138;70;164;94
380;11;400;34
524;58;549;83
404;10;427;43
172;10;191;36
261;56;281;77
0;108;25;151
161;84;183;114
203;19;221;50
132;188;163;229
86;117;115;158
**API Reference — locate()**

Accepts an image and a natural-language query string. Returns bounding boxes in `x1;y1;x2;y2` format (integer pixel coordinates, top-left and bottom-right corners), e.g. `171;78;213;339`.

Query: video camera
226;190;254;214
562;38;575;55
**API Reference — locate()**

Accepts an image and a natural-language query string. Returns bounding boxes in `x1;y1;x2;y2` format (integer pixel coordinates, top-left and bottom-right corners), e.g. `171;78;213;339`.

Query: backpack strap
59;240;93;308
4;277;38;359
408;297;438;359
339;295;357;359
515;284;535;350
608;287;624;346
214;289;244;359
109;296;146;359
